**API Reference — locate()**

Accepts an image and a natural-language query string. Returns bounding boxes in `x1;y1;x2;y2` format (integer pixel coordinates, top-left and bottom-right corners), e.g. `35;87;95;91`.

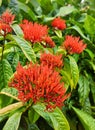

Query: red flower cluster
9;62;68;110
0;10;15;36
20;20;55;47
51;17;66;30
40;53;63;69
43;36;55;48
63;35;87;54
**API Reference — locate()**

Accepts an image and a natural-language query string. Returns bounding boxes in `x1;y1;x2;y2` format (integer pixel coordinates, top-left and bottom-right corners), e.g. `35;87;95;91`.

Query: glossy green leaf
68;25;90;42
84;15;95;35
78;75;90;106
11;24;24;37
33;103;70;130
3;111;22;130
72;107;95;130
0;102;24;116
56;6;77;16
10;35;36;63
17;1;37;21
85;49;95;60
0;0;2;6
30;0;42;15
0;59;13;90
1;88;18;101
28;107;40;124
68;56;79;89
12;53;19;71
40;0;53;14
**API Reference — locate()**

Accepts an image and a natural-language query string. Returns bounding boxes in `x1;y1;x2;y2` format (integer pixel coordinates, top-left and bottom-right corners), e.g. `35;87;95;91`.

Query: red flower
51;17;66;30
20;20;48;43
43;36;55;48
0;10;15;36
0;22;12;34
9;62;68;110
1;10;15;24
40;53;63;69
63;35;87;54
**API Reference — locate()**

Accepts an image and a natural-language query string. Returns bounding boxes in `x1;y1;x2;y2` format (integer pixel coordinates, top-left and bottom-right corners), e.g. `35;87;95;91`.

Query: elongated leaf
68;56;79;89
0;59;13;90
10;35;36;63
56;6;77;16
28;107;40;124
11;24;24;37
40;0;53;14
0;102;24;116
1;87;18;101
78;75;90;106
3;111;22;130
30;0;42;15
72;107;95;130
84;15;95;35
33;103;70;130
17;1;37;21
68;25;90;42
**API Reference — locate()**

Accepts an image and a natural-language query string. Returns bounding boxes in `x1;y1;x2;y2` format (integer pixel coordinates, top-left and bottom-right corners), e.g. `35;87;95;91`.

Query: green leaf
68;56;79;89
0;0;2;6
72;107;95;130
30;0;42;15
56;5;77;16
28;107;40;124
78;75;90;106
11;24;24;37
3;111;22;130
84;15;95;35
10;35;36;63
68;25;90;42
0;59;13;90
1;87;18;101
17;1;37;21
33;103;70;130
85;49;95;60
0;102;24;116
12;53;19;71
40;0;53;14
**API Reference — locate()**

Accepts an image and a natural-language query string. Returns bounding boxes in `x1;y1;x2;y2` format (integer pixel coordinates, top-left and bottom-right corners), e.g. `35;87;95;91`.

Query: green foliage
0;59;13;90
72;107;95;130
10;35;36;63
56;5;77;17
84;15;95;36
33;103;70;130
0;0;95;130
78;75;90;106
3;111;22;130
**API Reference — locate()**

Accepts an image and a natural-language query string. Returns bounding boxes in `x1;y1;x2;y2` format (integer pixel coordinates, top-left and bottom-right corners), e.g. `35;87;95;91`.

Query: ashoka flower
0;10;15;36
9;62;68;110
40;53;63;69
63;35;87;54
1;10;15;24
51;17;66;30
20;20;48;43
43;36;55;48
